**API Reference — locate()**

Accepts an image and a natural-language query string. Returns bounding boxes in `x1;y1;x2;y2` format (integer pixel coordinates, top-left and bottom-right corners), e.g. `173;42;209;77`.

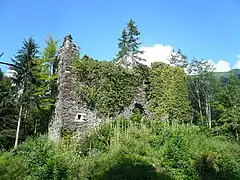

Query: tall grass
0;117;240;180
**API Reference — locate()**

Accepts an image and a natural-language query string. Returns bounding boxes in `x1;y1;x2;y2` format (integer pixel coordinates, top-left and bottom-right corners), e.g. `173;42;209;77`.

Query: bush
0;120;240;180
0;152;26;180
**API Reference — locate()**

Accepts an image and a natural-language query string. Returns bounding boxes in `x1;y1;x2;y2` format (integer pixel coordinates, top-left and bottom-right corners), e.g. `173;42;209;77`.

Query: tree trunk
34;118;38;135
198;99;203;123
208;103;211;129
236;129;239;141
24;109;28;138
14;104;23;149
205;97;212;129
190;108;194;124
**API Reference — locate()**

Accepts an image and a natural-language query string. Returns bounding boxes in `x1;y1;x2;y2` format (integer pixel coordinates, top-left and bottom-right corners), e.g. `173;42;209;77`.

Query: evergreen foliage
0;75;18;151
114;19;145;68
148;62;190;123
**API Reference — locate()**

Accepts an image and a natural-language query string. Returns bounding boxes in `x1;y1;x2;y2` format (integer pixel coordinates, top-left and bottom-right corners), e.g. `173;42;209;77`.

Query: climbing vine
73;58;189;122
73;57;144;117
147;62;190;123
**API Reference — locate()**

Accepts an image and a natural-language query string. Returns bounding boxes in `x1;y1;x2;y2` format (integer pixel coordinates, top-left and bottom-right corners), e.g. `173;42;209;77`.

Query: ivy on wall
73;57;144;117
147;62;190;123
73;58;189;122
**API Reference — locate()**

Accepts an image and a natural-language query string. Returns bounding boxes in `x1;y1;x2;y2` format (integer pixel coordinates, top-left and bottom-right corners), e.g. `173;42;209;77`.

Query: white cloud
232;55;240;69
5;69;16;78
233;61;240;69
213;60;231;72
138;44;232;73
139;44;173;67
138;45;240;73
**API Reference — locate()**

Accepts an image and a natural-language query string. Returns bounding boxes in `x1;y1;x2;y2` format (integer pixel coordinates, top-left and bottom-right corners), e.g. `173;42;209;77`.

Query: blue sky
0;0;240;73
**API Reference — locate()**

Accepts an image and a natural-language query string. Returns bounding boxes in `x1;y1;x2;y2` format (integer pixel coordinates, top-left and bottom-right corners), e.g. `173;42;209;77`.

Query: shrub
1;120;240;179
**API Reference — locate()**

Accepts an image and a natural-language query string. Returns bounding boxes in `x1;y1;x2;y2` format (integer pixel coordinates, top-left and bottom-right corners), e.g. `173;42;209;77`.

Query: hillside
1;118;240;180
213;69;240;82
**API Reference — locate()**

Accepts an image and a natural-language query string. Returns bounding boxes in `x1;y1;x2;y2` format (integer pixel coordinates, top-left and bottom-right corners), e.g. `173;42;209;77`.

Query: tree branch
0;61;19;68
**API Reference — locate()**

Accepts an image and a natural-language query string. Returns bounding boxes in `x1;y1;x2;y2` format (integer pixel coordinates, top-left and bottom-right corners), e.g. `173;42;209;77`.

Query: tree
42;36;58;78
32;36;58;134
0;71;17;150
114;19;145;69
127;19;145;67
187;58;215;127
10;37;39;148
214;75;240;140
148;62;190;124
169;49;188;68
114;28;129;66
0;68;3;80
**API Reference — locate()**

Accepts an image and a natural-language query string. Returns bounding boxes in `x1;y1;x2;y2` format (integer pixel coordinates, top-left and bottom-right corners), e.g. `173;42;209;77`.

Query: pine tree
0;68;3;80
114;19;145;69
10;37;40;148
0;73;18;150
126;19;145;68
215;75;240;140
114;29;129;66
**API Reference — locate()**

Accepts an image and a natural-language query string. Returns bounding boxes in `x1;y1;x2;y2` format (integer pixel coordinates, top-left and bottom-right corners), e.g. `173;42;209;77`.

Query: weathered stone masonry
48;35;100;141
48;35;147;141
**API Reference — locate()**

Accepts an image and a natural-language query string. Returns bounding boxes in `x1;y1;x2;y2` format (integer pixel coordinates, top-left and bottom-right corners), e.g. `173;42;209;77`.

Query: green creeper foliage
73;57;142;117
148;62;190;123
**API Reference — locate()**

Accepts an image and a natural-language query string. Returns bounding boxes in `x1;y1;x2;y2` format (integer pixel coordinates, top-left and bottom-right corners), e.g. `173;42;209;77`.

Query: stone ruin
48;35;147;141
48;35;101;141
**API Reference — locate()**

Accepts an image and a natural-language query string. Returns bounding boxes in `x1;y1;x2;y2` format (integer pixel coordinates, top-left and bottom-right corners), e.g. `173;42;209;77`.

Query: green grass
0;118;240;180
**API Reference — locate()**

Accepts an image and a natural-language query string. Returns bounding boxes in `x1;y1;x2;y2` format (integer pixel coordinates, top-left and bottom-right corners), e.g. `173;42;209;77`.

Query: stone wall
48;35;100;141
49;35;149;142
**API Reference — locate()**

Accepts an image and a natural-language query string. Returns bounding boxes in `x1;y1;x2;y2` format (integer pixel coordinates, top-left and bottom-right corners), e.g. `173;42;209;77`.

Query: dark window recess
78;114;82;120
133;103;144;114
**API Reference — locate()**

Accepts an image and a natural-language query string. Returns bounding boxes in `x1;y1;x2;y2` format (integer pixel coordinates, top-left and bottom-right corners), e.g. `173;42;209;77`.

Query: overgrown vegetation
0;19;240;179
73;57;143;117
0;119;240;180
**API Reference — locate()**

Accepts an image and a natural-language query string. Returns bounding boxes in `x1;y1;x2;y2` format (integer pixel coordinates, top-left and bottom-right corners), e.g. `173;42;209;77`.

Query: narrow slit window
75;113;86;122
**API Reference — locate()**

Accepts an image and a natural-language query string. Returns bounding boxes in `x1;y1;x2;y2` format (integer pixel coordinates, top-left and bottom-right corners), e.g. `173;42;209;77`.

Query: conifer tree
114;28;129;66
10;37;39;148
0;72;18;150
114;19;145;68
126;19;145;67
215;75;240;140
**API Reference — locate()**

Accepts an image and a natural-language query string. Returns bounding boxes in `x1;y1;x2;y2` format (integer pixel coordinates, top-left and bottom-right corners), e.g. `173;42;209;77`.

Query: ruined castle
48;35;146;141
